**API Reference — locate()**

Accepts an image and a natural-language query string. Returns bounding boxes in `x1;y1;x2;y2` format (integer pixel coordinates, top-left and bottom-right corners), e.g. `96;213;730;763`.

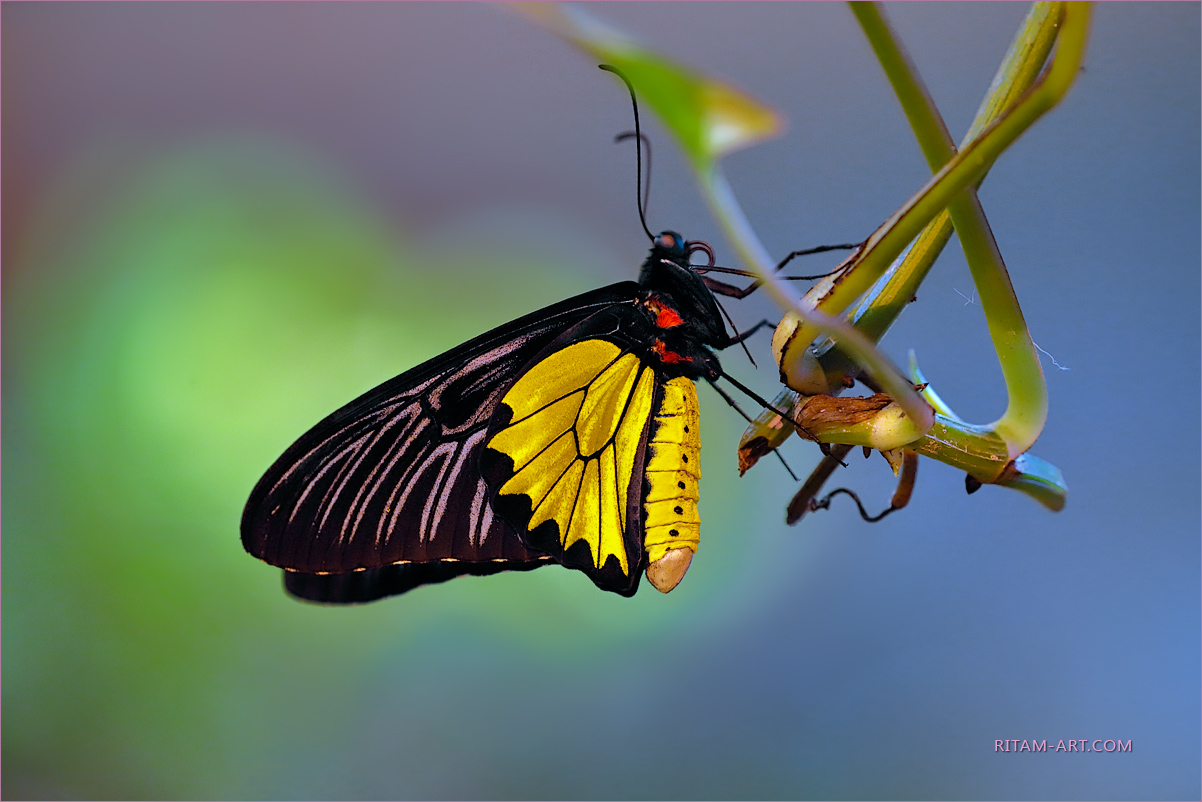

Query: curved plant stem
778;2;1092;418
852;1;1081;456
819;2;1064;390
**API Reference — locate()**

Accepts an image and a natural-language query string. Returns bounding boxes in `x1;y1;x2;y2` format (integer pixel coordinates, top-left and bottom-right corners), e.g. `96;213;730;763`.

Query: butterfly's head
639;231;714;283
649;231;688;263
639;232;729;346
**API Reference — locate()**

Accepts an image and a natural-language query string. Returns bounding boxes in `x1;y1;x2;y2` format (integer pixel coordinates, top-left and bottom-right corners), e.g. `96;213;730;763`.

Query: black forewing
241;282;641;580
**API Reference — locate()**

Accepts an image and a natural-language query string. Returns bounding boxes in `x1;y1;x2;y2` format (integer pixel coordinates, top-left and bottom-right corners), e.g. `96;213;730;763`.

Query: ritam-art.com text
995;739;1131;753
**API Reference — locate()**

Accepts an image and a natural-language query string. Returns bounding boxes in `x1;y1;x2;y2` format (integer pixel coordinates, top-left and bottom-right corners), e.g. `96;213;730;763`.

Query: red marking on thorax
647;296;684;329
653;339;688;364
656;306;684;329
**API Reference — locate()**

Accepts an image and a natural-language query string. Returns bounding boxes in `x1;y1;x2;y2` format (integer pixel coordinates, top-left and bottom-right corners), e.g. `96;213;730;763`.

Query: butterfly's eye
656;232;678;250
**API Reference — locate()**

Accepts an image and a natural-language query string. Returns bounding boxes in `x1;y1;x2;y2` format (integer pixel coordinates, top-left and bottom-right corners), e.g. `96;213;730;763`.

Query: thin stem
851;1;1076;456
851;2;956;169
831;1;1063;367
779;2;1092;412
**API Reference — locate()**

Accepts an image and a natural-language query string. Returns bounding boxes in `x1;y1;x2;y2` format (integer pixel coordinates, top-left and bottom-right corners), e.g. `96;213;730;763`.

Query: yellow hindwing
489;339;656;575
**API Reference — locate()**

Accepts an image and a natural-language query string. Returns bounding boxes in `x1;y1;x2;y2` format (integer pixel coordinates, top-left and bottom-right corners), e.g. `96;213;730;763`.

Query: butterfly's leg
774;242;861;273
701;243;861;300
705;379;799;482
702;275;761;300
707;371;834;457
729;319;775;345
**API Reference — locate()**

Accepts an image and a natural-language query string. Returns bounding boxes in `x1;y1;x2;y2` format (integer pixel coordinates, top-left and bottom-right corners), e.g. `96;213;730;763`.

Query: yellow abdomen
643;377;701;592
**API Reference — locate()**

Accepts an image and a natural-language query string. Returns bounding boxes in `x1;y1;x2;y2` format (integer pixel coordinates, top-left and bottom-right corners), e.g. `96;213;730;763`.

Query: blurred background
3;3;1198;799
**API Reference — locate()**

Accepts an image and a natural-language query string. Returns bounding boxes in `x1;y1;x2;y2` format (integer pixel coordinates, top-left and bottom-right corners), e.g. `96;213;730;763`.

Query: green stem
866;3;1090;275
851;1;1076;456
776;3;1078;509
908;417;1010;481
911;417;1066;512
851;2;956;169
779;2;1092;407
831;1;1063;366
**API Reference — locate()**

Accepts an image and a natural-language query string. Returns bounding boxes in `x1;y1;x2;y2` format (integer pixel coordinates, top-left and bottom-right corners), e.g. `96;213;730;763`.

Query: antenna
599;64;654;242
614;131;651;228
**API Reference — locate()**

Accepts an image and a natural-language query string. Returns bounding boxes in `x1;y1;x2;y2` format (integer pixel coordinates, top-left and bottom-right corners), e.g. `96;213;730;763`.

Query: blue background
4;3;1199;799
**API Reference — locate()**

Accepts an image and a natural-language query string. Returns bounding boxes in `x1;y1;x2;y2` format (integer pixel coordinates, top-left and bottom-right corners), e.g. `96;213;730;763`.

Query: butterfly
239;63;847;603
240;230;778;603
